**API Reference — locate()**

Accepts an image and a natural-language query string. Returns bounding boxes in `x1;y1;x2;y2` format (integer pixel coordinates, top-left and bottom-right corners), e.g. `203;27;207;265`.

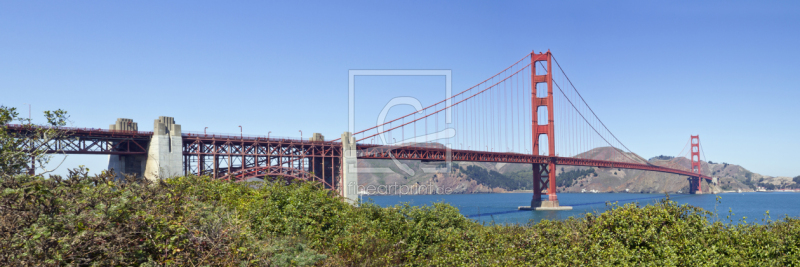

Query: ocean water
365;192;800;225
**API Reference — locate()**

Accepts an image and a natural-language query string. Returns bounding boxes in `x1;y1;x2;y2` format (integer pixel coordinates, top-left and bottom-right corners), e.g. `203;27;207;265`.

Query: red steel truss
6;124;151;155
181;133;341;190
6;124;712;192
221;165;334;189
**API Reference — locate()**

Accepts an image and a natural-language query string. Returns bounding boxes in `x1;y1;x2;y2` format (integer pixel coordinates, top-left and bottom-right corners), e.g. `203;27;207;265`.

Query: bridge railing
5;124;154;137
182;131;341;144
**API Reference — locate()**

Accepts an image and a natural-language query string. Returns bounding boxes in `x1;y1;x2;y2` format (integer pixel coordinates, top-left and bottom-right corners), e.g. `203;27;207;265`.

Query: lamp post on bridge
299;130;303;141
204;127;208;136
267;131;271;139
238;126;242;139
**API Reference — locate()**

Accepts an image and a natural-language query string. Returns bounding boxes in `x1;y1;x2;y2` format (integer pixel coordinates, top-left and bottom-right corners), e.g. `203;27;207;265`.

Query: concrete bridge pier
107;117;183;181
144;116;183;180
107;118;145;180
341;132;358;206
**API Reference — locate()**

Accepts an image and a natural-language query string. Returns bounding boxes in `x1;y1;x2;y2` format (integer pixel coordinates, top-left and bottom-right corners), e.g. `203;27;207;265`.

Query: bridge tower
529;50;564;209
107;118;146;180
688;135;702;194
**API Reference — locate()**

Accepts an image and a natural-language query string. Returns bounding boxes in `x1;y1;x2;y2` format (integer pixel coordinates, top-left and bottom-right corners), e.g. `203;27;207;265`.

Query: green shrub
2;170;800;266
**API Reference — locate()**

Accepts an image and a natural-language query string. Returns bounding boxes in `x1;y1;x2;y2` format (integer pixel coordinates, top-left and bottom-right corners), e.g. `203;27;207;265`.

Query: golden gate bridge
7;50;712;210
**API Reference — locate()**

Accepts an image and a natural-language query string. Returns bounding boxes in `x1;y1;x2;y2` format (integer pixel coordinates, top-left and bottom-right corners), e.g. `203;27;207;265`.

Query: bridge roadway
7;124;710;181
355;144;712;181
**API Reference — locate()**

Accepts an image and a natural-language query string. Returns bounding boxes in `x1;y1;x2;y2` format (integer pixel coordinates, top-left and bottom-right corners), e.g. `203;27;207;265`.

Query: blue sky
2;1;799;177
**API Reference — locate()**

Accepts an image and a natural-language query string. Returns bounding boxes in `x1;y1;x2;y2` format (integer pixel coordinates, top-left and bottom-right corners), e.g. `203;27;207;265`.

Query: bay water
366;192;800;225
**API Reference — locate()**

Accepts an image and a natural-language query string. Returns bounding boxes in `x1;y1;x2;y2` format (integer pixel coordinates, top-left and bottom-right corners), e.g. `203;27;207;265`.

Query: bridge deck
356;144;712;181
5;125;710;181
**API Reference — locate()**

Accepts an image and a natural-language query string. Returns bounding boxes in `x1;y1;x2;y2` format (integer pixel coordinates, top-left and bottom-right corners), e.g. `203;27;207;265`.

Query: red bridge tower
689;135;703;194
529;50;564;209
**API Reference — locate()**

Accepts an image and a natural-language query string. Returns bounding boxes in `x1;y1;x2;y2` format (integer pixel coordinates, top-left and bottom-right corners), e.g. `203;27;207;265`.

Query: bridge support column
520;50;571;211
520;162;570;210
531;163;550;206
107;118;146;180
689;135;702;194
144;116;183;180
341;132;358;206
688;177;702;194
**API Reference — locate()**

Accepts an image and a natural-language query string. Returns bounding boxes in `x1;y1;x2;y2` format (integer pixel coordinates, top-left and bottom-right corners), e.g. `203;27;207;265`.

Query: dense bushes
556;168;596;187
458;165;532;191
2;171;800;266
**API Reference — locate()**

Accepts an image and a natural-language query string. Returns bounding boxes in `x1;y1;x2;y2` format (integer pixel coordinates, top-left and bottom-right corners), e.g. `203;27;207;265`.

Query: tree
0;106;70;176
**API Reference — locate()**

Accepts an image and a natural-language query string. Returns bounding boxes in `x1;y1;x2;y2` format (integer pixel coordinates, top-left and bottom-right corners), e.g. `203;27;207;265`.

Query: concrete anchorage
107;118;146;180
144;116;183;180
107;117;183;181
341;132;358;206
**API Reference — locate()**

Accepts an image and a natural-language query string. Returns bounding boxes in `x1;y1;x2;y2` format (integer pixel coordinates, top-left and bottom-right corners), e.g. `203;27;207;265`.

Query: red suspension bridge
8;50;712;209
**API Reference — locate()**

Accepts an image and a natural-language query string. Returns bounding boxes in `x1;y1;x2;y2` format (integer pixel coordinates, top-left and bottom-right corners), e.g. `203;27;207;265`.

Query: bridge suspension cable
551;56;645;162
335;51;705;184
537;57;649;165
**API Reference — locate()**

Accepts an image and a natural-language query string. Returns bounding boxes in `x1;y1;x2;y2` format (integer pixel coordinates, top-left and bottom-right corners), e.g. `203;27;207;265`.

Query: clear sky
2;1;799;177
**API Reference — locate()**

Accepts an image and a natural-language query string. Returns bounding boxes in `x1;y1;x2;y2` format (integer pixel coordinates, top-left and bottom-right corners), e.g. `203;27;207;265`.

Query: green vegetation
455;164;598;191
649;155;674;161
457;164;532;191
759;182;778;190
556;168;596;187
743;172;759;190
756;176;800;190
3;173;800;265
0;105;70;175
